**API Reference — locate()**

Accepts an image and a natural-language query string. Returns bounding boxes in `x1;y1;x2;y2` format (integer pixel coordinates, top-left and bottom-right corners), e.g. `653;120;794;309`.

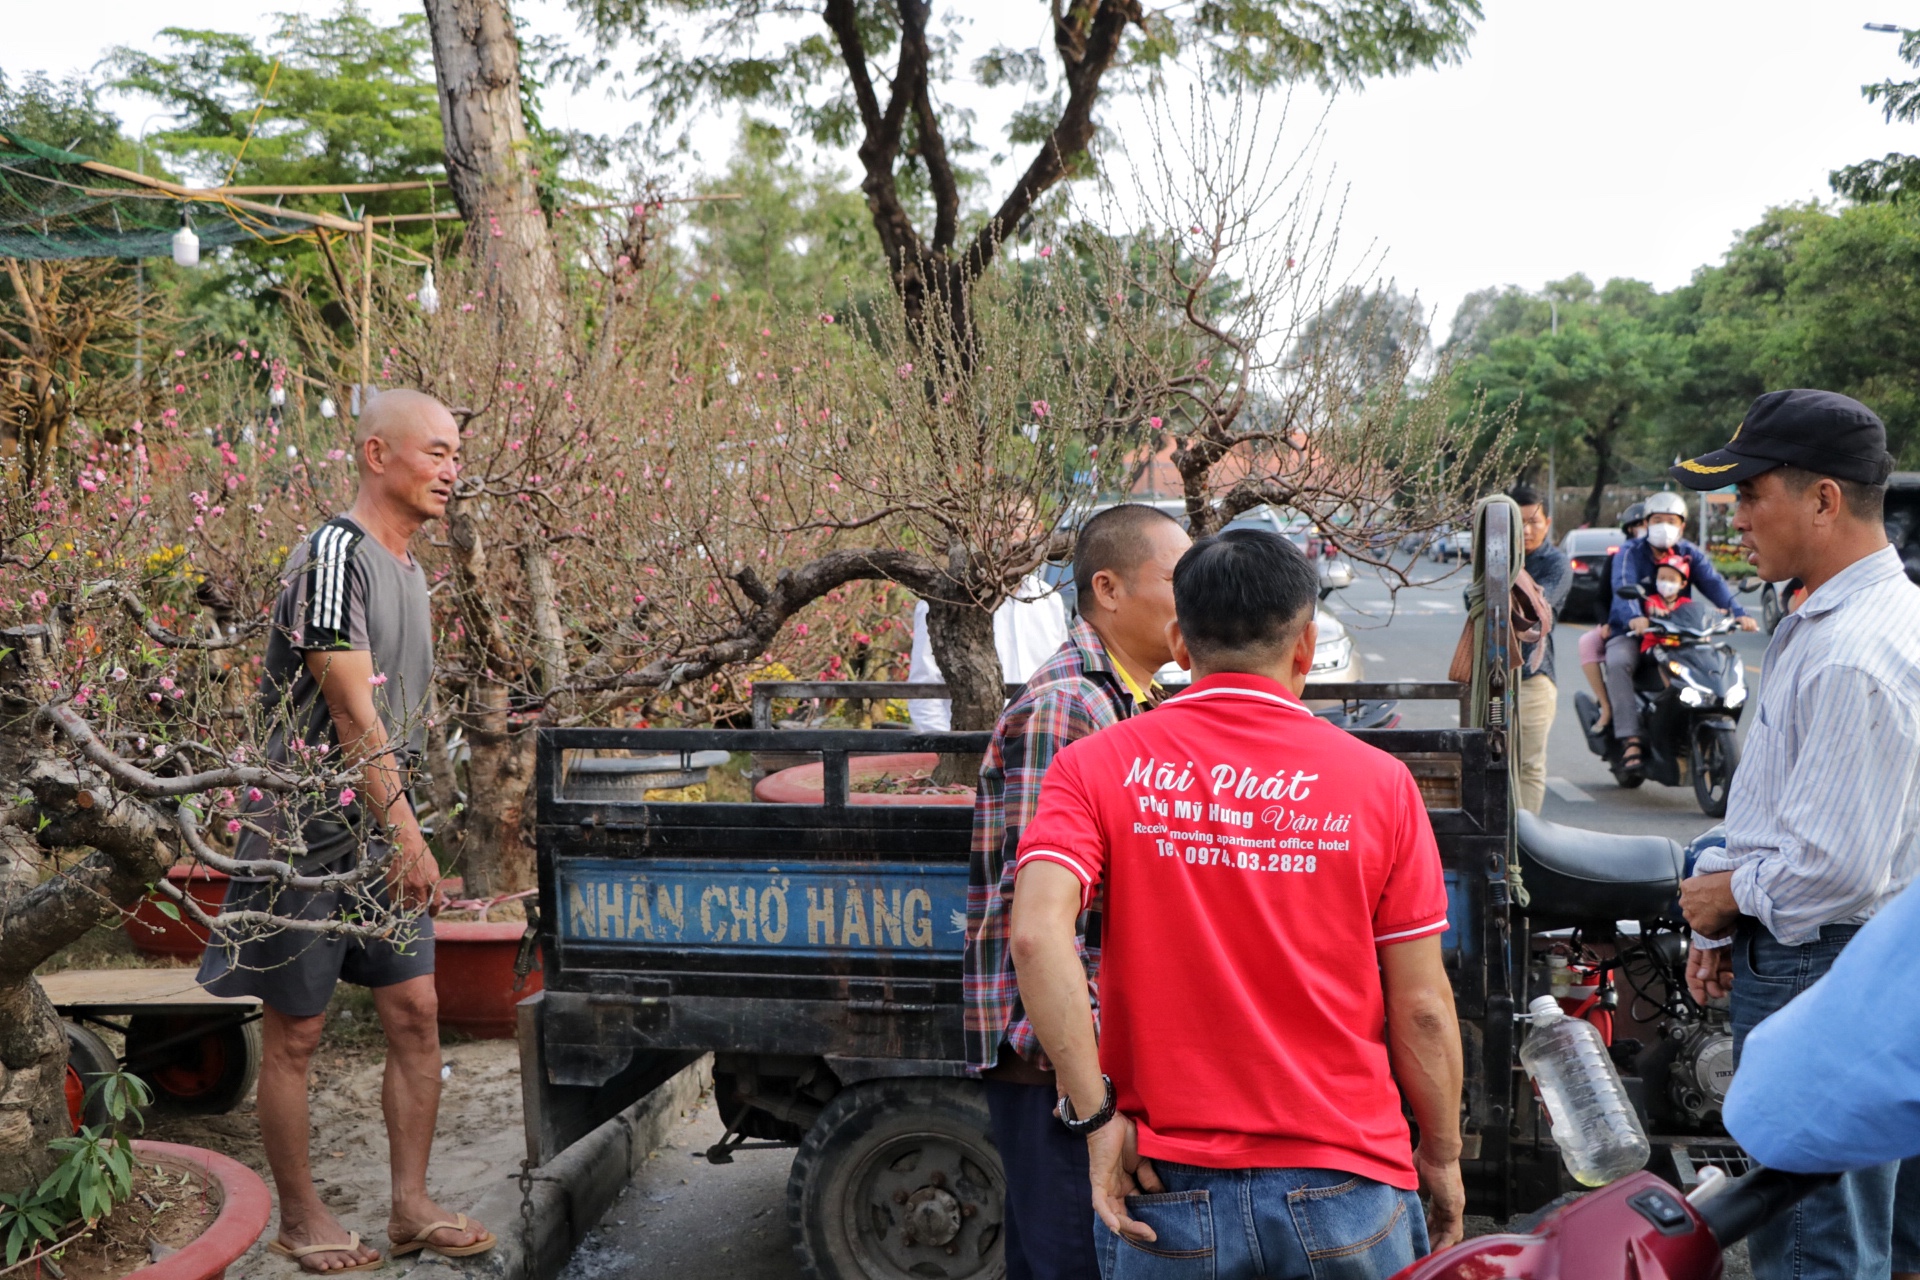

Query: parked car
1559;526;1627;623
1222;503;1355;591
1428;528;1474;561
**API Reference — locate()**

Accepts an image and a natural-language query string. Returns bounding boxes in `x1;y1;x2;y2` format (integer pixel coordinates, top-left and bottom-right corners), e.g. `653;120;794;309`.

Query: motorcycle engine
1667;1020;1737;1124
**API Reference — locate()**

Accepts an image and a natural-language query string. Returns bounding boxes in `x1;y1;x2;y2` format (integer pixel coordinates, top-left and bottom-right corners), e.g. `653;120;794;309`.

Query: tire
1691;723;1740;819
124;1014;261;1114
1761;584;1783;633
787;1078;1005;1280
64;1021;118;1132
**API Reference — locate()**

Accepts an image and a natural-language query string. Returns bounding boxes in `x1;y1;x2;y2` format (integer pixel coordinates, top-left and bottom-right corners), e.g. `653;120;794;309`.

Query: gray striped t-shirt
239;514;434;872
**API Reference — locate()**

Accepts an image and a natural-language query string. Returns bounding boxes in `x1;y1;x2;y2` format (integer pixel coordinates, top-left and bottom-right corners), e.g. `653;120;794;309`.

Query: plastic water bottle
1520;996;1650;1186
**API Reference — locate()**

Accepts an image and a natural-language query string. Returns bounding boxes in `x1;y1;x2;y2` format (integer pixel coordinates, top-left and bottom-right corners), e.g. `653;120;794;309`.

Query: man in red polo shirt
1011;527;1464;1279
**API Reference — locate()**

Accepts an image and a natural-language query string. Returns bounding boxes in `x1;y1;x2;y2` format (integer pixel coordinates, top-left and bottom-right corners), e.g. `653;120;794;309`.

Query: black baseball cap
1671;389;1894;490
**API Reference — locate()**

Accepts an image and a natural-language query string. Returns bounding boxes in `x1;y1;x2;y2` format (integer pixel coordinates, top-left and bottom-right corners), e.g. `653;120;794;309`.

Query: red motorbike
1394;1165;1835;1280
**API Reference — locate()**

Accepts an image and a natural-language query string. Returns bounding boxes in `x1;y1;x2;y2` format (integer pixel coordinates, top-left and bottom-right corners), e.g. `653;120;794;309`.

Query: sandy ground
144;1035;525;1275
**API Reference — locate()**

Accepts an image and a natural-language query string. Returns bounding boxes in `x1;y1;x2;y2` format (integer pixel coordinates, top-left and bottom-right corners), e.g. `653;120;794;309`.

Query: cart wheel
124;1015;262;1114
787;1078;1004;1280
64;1021;118;1132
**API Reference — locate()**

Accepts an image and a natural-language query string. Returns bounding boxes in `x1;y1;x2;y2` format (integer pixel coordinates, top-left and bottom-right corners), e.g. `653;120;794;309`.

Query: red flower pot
127;866;228;960
125;1139;271;1280
433;920;544;1038
754;751;976;806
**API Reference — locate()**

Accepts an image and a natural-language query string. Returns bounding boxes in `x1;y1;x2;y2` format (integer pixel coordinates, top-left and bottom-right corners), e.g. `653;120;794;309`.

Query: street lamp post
1547;299;1559;528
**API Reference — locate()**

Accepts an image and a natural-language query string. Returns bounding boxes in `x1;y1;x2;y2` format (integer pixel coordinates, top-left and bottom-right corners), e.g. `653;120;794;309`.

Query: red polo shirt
1015;673;1447;1187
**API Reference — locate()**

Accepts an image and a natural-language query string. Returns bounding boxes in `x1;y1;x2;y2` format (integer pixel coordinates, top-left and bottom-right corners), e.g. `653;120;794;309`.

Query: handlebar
1690;1167;1841;1246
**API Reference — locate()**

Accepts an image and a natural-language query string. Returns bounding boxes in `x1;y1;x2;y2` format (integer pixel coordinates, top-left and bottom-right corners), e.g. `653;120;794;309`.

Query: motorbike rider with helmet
1579;501;1647;732
1604;491;1758;779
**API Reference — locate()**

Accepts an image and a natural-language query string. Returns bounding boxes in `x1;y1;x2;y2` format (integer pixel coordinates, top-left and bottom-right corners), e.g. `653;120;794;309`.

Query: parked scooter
1392;1165;1837;1280
1574;585;1747;817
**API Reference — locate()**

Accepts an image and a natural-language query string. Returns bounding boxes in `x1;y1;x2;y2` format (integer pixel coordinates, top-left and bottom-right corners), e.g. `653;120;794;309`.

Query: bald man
200;390;492;1269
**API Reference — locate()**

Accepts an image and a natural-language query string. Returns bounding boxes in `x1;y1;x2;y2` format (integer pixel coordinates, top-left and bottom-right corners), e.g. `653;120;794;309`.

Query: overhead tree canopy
565;0;1482;331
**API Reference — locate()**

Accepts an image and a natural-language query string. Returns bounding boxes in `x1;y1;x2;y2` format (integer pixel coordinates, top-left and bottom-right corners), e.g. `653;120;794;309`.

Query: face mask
1647;522;1681;550
1657;578;1682;601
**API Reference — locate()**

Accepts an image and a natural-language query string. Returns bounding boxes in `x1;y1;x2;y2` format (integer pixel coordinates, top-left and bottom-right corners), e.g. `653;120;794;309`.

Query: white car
1154;606;1361;689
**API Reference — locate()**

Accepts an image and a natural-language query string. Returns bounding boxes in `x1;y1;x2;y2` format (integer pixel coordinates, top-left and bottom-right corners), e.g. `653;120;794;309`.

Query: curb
440;1054;713;1280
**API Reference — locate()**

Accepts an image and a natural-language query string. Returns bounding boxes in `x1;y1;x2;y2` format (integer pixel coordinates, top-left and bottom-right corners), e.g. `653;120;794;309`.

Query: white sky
10;0;1920;336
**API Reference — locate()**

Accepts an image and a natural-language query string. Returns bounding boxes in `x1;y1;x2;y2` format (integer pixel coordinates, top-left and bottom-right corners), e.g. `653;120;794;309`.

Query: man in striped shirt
1675;389;1920;1280
965;503;1190;1280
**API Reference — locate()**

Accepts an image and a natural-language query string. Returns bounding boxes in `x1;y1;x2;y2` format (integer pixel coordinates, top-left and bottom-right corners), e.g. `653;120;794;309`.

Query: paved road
566;555;1770;1279
1327;551;1769;846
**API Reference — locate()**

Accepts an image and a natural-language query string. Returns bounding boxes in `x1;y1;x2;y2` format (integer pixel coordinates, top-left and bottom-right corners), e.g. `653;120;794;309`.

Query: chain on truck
516;504;1747;1280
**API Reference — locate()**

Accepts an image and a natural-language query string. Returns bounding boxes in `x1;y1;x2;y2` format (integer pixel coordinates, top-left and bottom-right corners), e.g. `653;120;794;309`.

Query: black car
1559;526;1627;623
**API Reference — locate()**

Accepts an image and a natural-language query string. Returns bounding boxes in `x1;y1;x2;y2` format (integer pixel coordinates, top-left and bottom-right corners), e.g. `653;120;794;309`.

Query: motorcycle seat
1517;810;1685;927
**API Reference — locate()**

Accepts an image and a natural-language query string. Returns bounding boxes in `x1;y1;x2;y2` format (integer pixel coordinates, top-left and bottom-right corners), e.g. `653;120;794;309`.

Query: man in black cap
1672;389;1920;1280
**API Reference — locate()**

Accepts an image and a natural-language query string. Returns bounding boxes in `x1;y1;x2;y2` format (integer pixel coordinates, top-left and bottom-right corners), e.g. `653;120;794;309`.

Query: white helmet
1643;491;1688;521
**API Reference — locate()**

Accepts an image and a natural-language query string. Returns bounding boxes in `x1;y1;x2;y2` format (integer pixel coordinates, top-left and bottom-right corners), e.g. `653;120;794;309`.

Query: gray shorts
197;852;435;1018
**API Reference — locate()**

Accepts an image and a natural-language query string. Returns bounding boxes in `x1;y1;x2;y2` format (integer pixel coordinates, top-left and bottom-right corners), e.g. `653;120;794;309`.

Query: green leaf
153;899;182;922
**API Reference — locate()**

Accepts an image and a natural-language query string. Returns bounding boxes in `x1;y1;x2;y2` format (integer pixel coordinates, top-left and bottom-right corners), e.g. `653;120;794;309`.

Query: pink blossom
248;788;263;802
794;623;811;638
1031;400;1050;419
148;691;162;703
29;590;47;610
158;676;175;690
110;667;127;682
1149;416;1163;429
819;313;835;325
368;672;388;686
339;788;357;806
1039;245;1054;259
225;819;243;834
896;363;914;380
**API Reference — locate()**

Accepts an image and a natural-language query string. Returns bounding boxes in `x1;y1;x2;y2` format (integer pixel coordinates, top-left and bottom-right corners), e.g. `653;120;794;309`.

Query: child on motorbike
1639;556;1693;649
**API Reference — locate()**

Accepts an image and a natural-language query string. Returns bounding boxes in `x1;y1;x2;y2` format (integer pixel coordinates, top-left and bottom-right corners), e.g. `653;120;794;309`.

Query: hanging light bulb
319;397;337;420
171;211;199;268
269;386;287;407
417;266;440;315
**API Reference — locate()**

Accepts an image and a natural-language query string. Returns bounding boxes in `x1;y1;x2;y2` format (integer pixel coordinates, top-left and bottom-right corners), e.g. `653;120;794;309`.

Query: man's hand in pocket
1088;1115;1164;1243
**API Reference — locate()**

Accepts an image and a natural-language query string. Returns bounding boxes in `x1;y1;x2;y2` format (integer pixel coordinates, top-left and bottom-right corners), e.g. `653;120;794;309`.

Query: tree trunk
923;594;1000;786
457;679;537;896
1583;410;1623;528
422;0;565;346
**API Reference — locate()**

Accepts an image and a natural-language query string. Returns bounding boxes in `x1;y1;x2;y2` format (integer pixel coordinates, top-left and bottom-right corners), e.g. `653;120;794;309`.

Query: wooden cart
42;969;263;1129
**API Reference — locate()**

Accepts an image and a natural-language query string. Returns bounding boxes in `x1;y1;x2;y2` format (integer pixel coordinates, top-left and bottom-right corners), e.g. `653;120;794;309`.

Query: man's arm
1380;936;1466;1249
306;648;438;908
1012;860;1164;1242
1533;547;1572;614
1608;542;1643;629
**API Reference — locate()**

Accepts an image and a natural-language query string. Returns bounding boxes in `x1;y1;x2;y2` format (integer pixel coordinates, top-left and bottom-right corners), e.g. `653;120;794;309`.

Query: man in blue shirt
1603;490;1755;778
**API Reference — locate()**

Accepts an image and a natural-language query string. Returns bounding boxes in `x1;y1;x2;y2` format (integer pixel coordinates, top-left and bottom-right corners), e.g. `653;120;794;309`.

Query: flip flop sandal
1621;740;1646;775
268;1232;384;1273
390;1214;498;1258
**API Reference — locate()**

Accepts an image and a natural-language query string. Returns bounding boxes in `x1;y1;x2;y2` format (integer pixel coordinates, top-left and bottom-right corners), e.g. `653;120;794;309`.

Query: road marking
1364;652;1387;662
1546;777;1594;803
1746;664;1763;675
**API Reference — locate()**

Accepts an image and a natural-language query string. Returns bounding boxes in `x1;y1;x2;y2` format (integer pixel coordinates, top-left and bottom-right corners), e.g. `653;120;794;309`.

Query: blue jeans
985;1079;1099;1280
1092;1162;1427;1280
1732;920;1902;1280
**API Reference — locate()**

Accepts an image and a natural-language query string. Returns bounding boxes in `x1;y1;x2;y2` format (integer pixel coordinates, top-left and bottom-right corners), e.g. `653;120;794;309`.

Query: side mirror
1616;583;1646;602
1321;562;1354;591
1739;575;1763;593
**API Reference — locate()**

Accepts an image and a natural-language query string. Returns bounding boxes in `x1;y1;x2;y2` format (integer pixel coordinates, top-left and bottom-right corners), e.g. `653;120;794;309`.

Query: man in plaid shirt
965;503;1190;1280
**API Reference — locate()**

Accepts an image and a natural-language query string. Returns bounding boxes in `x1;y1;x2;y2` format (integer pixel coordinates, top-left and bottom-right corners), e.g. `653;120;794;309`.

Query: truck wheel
65;1021;118;1132
1691;724;1740;819
787;1078;1005;1280
125;1015;261;1114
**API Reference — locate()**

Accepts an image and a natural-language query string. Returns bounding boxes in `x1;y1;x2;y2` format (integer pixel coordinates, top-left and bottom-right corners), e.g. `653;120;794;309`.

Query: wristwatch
1054;1075;1117;1136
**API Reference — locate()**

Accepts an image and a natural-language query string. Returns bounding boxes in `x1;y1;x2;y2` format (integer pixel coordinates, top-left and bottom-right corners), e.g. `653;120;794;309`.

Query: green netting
0;129;323;260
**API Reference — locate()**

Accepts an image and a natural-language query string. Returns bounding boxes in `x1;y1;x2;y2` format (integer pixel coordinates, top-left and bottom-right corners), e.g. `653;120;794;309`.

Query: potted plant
126;865;229;960
1;1074;270;1279
432;890;544;1038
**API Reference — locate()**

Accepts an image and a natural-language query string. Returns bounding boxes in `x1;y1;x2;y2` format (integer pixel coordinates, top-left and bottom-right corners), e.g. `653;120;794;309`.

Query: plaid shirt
963;616;1144;1074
